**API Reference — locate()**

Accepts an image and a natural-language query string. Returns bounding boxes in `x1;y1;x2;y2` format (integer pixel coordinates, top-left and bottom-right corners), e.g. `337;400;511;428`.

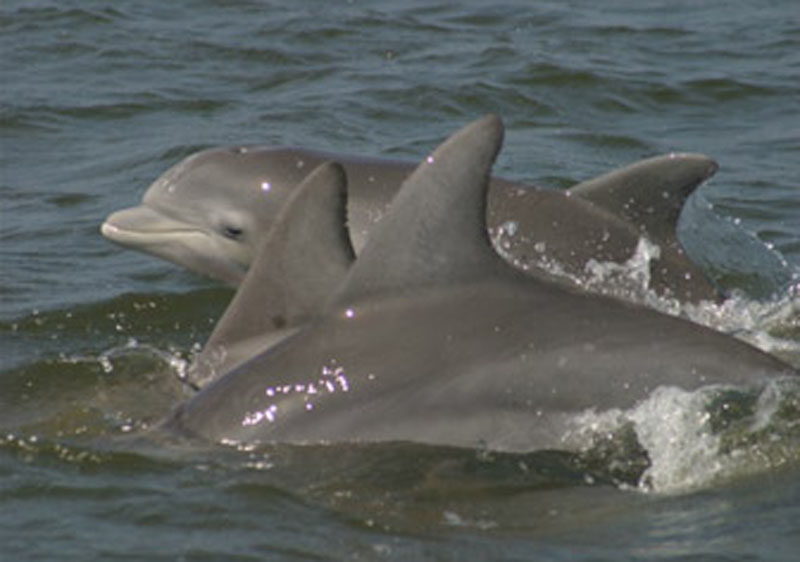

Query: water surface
2;1;799;560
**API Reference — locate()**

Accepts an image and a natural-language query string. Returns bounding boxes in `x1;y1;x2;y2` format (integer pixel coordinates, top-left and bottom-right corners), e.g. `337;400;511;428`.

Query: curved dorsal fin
332;114;505;305
191;161;354;386
568;153;718;248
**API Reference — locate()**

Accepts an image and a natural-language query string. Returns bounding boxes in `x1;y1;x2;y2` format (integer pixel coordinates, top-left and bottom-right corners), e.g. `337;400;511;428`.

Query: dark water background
2;1;799;560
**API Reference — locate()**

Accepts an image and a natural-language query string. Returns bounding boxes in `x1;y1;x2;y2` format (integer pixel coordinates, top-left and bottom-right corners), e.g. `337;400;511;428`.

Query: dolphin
165;115;796;451
102;142;721;302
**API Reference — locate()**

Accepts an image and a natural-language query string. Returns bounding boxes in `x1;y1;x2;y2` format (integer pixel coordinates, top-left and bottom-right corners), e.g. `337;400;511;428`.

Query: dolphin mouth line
101;221;207;245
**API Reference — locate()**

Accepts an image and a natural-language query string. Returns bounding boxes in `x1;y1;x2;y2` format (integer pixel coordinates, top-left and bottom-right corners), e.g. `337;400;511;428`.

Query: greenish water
1;1;799;560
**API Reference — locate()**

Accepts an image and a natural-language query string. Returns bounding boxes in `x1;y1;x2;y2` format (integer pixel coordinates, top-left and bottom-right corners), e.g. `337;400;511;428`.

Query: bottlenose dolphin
102;142;721;302
166;115;795;451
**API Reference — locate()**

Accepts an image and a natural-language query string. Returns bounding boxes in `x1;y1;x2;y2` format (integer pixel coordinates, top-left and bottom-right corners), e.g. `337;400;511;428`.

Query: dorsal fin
332;114;505;304
191;162;354;386
568;153;718;247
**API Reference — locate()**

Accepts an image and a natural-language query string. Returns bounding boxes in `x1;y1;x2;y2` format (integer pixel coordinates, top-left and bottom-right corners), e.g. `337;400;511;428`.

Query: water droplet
500;220;518;236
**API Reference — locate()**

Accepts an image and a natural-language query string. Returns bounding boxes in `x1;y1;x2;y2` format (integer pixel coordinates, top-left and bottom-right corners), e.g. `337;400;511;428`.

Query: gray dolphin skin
102;139;721;302
188;162;356;387
165;115;796;452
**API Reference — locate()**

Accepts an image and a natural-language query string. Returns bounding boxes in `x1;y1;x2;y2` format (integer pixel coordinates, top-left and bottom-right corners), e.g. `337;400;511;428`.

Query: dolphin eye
223;225;244;240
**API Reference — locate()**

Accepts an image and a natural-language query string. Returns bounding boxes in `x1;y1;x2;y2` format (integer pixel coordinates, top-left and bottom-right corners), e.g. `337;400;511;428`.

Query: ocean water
1;1;799;560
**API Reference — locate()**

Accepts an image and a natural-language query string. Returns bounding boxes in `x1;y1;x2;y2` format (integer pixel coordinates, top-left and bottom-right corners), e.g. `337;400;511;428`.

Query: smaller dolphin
102;143;721;302
166;115;796;450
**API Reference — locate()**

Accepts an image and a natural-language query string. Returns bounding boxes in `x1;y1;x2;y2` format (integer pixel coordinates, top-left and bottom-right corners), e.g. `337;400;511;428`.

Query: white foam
628;386;723;493
566;379;800;495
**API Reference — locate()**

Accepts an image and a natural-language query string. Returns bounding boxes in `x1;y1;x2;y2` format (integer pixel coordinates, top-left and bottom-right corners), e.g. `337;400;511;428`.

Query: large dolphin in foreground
165;115;796;451
102;140;722;303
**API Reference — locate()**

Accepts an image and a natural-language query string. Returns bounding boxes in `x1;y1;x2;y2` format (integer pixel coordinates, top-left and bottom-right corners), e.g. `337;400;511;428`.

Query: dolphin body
165;115;796;451
102;140;721;303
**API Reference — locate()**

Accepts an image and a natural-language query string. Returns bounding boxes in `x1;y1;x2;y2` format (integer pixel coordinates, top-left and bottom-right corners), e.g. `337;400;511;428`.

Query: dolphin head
101;147;297;285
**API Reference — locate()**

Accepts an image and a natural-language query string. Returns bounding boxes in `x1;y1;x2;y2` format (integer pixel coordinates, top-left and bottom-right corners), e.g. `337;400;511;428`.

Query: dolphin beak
101;205;198;248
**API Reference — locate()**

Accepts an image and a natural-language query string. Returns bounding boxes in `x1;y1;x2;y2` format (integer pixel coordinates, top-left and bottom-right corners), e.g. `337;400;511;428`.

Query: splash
564;378;800;494
678;287;800;364
582;237;661;301
1;341;192;440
